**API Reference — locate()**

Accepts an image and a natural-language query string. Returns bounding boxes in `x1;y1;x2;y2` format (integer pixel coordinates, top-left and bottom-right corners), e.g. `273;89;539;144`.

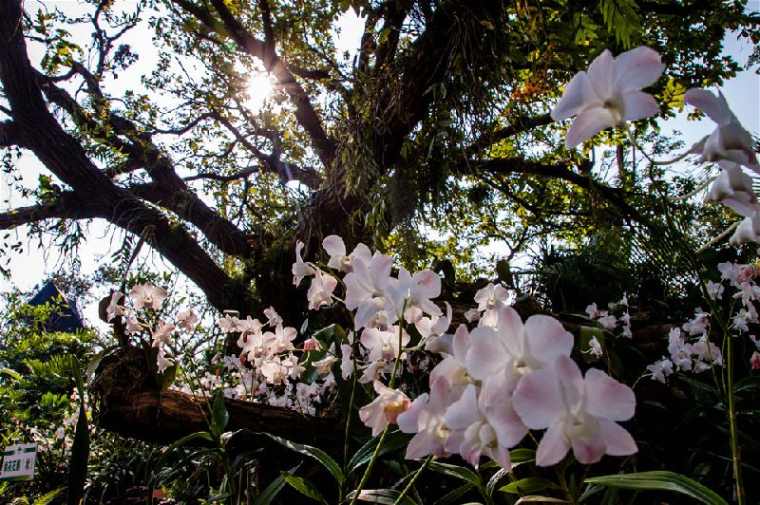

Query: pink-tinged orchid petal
535;420;570;467
413;270;441;298
443;384;480;430
350;242;373;264
398;393;428;433
566;106;616;147
322;235;346;258
551;72;597;121
685;88;732;125
430;356;466;387
496;306;526;357
722;197;759;218
486;445;512;470
554;356;584;409
614;46;665;91
481;373;528;448
524;315;574;364
598;419;638;456
584;368;636;421
465;326;508;381
512;367;563;429
621;91;660;121
452;324;471;362
570;429;606;465
405;430;434;460
587;49;616;99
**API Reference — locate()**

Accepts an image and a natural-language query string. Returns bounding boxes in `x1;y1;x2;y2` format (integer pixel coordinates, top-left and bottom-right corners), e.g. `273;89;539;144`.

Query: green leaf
253;474;287;505
1;367;22;381
348;431;409;475
67;402;89;505
282;473;328;504
210;389;229;438
486;468;509;496
261;433;344;484
34;487;66;505
510;448;536;465
499;478;560;495
433;483;475;505
428;461;481;486
584;471;728;505
347;488;418;505
162;431;214;460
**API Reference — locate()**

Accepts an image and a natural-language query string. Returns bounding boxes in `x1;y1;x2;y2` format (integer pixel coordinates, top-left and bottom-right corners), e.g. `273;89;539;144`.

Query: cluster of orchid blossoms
551;46;759;245
293;235;638;470
106;283;199;374
212;308;338;416
647;261;760;382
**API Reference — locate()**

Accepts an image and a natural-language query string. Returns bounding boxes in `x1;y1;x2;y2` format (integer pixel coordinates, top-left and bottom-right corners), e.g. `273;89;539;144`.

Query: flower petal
465;326;509;380
512;367;563;430
570;427;606;465
551;71;597;121
496;306;526;358
535;419;570;467
443;384;480;430
587;49;616;100
598;418;638;456
685;88;732;125
322;235;346;258
584;368;636;421
566;107;615;147
614;46;664;92
621;91;660;121
524;315;573;365
398;393;428;433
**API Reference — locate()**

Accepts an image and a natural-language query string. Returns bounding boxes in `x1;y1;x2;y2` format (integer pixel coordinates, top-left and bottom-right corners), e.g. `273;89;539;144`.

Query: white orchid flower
360;325;409;363
397;377;459;460
292;241;316;287
685;88;759;172
106;291;125;322
513;356;637;466
322;235;372;272
465;306;573;380
358;381;411;436
307;270;338;310
129;283;168;310
551;46;664;147
176;309;199;332
443;374;526;469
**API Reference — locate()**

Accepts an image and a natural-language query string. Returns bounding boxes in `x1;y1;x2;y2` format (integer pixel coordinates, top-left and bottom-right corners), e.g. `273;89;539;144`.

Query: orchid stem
393;456;432;505
624;123;690;166
696;220;740;253
350;303;407;505
726;329;746;505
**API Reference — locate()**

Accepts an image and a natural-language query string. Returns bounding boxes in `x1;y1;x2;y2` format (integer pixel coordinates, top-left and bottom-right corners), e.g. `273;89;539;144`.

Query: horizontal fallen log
96;388;341;447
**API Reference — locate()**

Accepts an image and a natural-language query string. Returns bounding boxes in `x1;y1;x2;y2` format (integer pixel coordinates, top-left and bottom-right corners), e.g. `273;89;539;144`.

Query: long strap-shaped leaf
585;471;728;505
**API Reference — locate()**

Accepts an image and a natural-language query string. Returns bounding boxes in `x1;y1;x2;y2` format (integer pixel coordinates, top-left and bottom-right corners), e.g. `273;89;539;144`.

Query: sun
246;72;275;112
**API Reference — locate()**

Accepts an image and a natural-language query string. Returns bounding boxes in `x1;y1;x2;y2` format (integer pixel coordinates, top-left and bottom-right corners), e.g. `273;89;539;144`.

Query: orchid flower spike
685;88;759;173
551;46;664;147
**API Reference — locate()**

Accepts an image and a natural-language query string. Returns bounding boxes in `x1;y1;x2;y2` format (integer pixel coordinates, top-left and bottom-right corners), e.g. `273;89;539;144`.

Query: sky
0;2;758;327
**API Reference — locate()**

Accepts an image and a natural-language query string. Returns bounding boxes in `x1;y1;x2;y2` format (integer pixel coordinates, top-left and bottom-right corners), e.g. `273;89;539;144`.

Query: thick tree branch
213;113;322;188
466;113;553;157
0;119;22;147
465;157;646;223
0;0;248;313
0;194;100;229
172;0;336;168
35;72;252;257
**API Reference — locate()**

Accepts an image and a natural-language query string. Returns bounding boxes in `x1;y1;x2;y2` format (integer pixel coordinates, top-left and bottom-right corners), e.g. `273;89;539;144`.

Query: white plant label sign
0;443;36;481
